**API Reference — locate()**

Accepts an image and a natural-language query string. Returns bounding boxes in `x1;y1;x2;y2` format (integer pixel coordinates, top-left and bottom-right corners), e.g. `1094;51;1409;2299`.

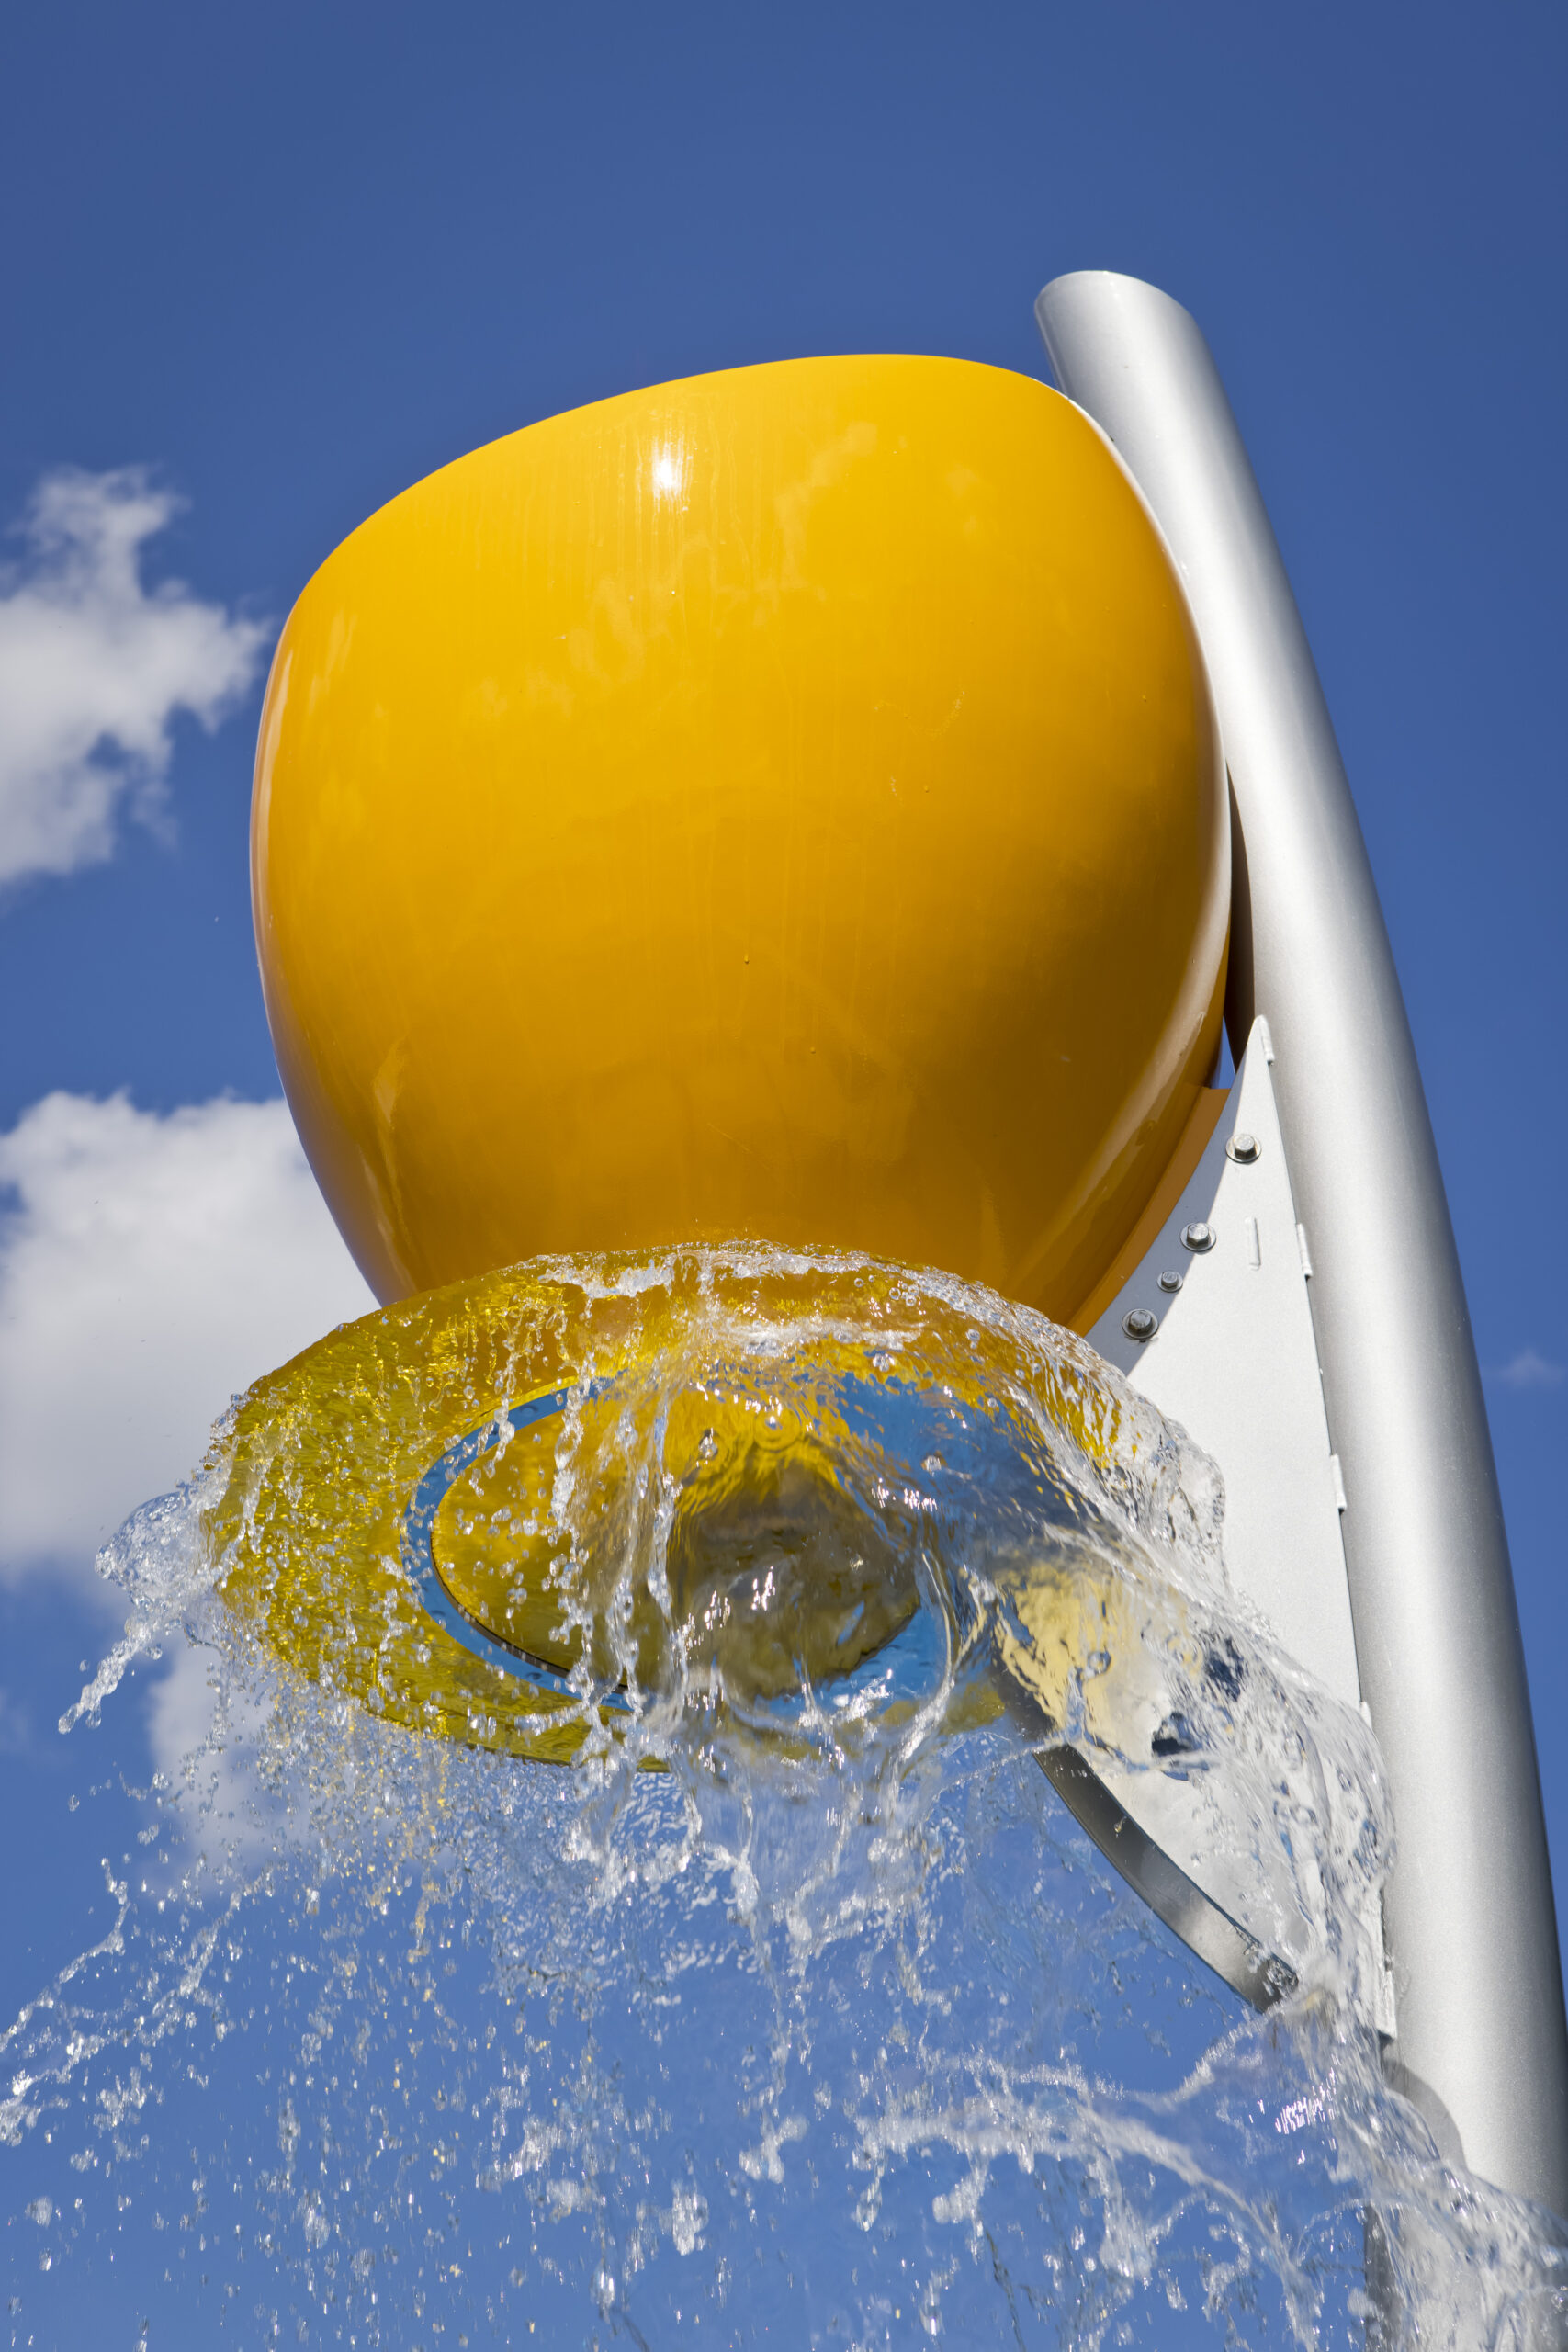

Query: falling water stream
5;1249;1565;2347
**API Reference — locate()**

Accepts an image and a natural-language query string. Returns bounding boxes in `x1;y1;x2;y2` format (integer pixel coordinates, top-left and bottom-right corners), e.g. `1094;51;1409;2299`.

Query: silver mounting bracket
1074;1017;1395;2040
1088;1019;1357;1714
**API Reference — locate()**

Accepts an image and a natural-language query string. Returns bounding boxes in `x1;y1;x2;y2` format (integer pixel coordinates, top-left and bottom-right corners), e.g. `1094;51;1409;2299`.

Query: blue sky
0;0;1564;2211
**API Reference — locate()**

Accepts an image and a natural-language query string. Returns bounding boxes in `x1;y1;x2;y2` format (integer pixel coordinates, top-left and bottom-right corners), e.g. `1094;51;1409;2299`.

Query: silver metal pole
1034;269;1568;2216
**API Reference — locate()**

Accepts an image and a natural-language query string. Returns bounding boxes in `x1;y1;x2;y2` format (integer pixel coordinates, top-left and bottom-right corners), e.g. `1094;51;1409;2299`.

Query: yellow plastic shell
253;356;1226;1318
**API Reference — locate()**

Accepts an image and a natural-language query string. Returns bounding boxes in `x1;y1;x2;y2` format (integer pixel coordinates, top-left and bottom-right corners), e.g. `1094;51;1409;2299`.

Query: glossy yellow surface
254;356;1226;1317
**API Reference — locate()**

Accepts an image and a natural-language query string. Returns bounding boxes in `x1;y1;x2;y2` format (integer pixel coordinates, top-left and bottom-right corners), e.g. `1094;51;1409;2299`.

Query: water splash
6;1247;1565;2346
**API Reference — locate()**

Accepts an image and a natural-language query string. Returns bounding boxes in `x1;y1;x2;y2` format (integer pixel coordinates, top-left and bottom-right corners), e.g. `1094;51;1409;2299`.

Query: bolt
1157;1269;1183;1294
1226;1131;1260;1164
1181;1220;1216;1253
1122;1307;1158;1342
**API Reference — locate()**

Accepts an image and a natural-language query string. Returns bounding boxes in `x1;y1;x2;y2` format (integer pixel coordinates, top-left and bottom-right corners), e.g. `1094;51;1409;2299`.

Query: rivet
1226;1131;1260;1164
1157;1270;1183;1294
1181;1220;1216;1253
1122;1307;1158;1342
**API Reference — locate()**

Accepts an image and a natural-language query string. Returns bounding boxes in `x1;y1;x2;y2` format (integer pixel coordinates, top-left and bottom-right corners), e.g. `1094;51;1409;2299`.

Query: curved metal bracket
1035;269;1568;2213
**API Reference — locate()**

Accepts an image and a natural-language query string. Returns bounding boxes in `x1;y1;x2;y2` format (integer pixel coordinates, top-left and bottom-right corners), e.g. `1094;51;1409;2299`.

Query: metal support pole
1034;269;1568;2217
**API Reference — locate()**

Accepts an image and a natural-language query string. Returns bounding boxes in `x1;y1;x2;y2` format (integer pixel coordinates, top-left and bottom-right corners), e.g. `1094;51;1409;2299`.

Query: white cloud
0;1092;375;1587
1491;1348;1564;1392
0;468;269;887
146;1639;289;1874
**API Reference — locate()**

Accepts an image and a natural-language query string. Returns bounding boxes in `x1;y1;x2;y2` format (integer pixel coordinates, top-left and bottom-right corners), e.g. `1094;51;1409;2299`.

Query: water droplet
1152;1712;1201;1758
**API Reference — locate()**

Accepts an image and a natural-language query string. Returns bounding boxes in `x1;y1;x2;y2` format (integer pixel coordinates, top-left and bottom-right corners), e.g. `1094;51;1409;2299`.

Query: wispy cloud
0;1091;374;1588
0;468;269;887
1490;1348;1565;1392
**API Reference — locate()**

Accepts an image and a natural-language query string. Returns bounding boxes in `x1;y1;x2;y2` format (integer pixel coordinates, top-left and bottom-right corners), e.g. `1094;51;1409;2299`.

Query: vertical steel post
1035;269;1568;2216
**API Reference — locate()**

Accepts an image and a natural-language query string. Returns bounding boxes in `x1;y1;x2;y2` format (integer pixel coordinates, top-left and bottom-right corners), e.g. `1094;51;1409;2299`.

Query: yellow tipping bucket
253;355;1227;1322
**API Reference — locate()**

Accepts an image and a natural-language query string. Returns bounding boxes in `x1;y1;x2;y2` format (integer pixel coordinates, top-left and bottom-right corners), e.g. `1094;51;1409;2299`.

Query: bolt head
1157;1269;1183;1294
1226;1130;1260;1164
1181;1220;1215;1253
1122;1306;1158;1342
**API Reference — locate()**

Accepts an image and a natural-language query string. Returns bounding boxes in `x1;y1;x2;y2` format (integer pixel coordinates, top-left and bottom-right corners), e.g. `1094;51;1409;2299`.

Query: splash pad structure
12;277;1568;2344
